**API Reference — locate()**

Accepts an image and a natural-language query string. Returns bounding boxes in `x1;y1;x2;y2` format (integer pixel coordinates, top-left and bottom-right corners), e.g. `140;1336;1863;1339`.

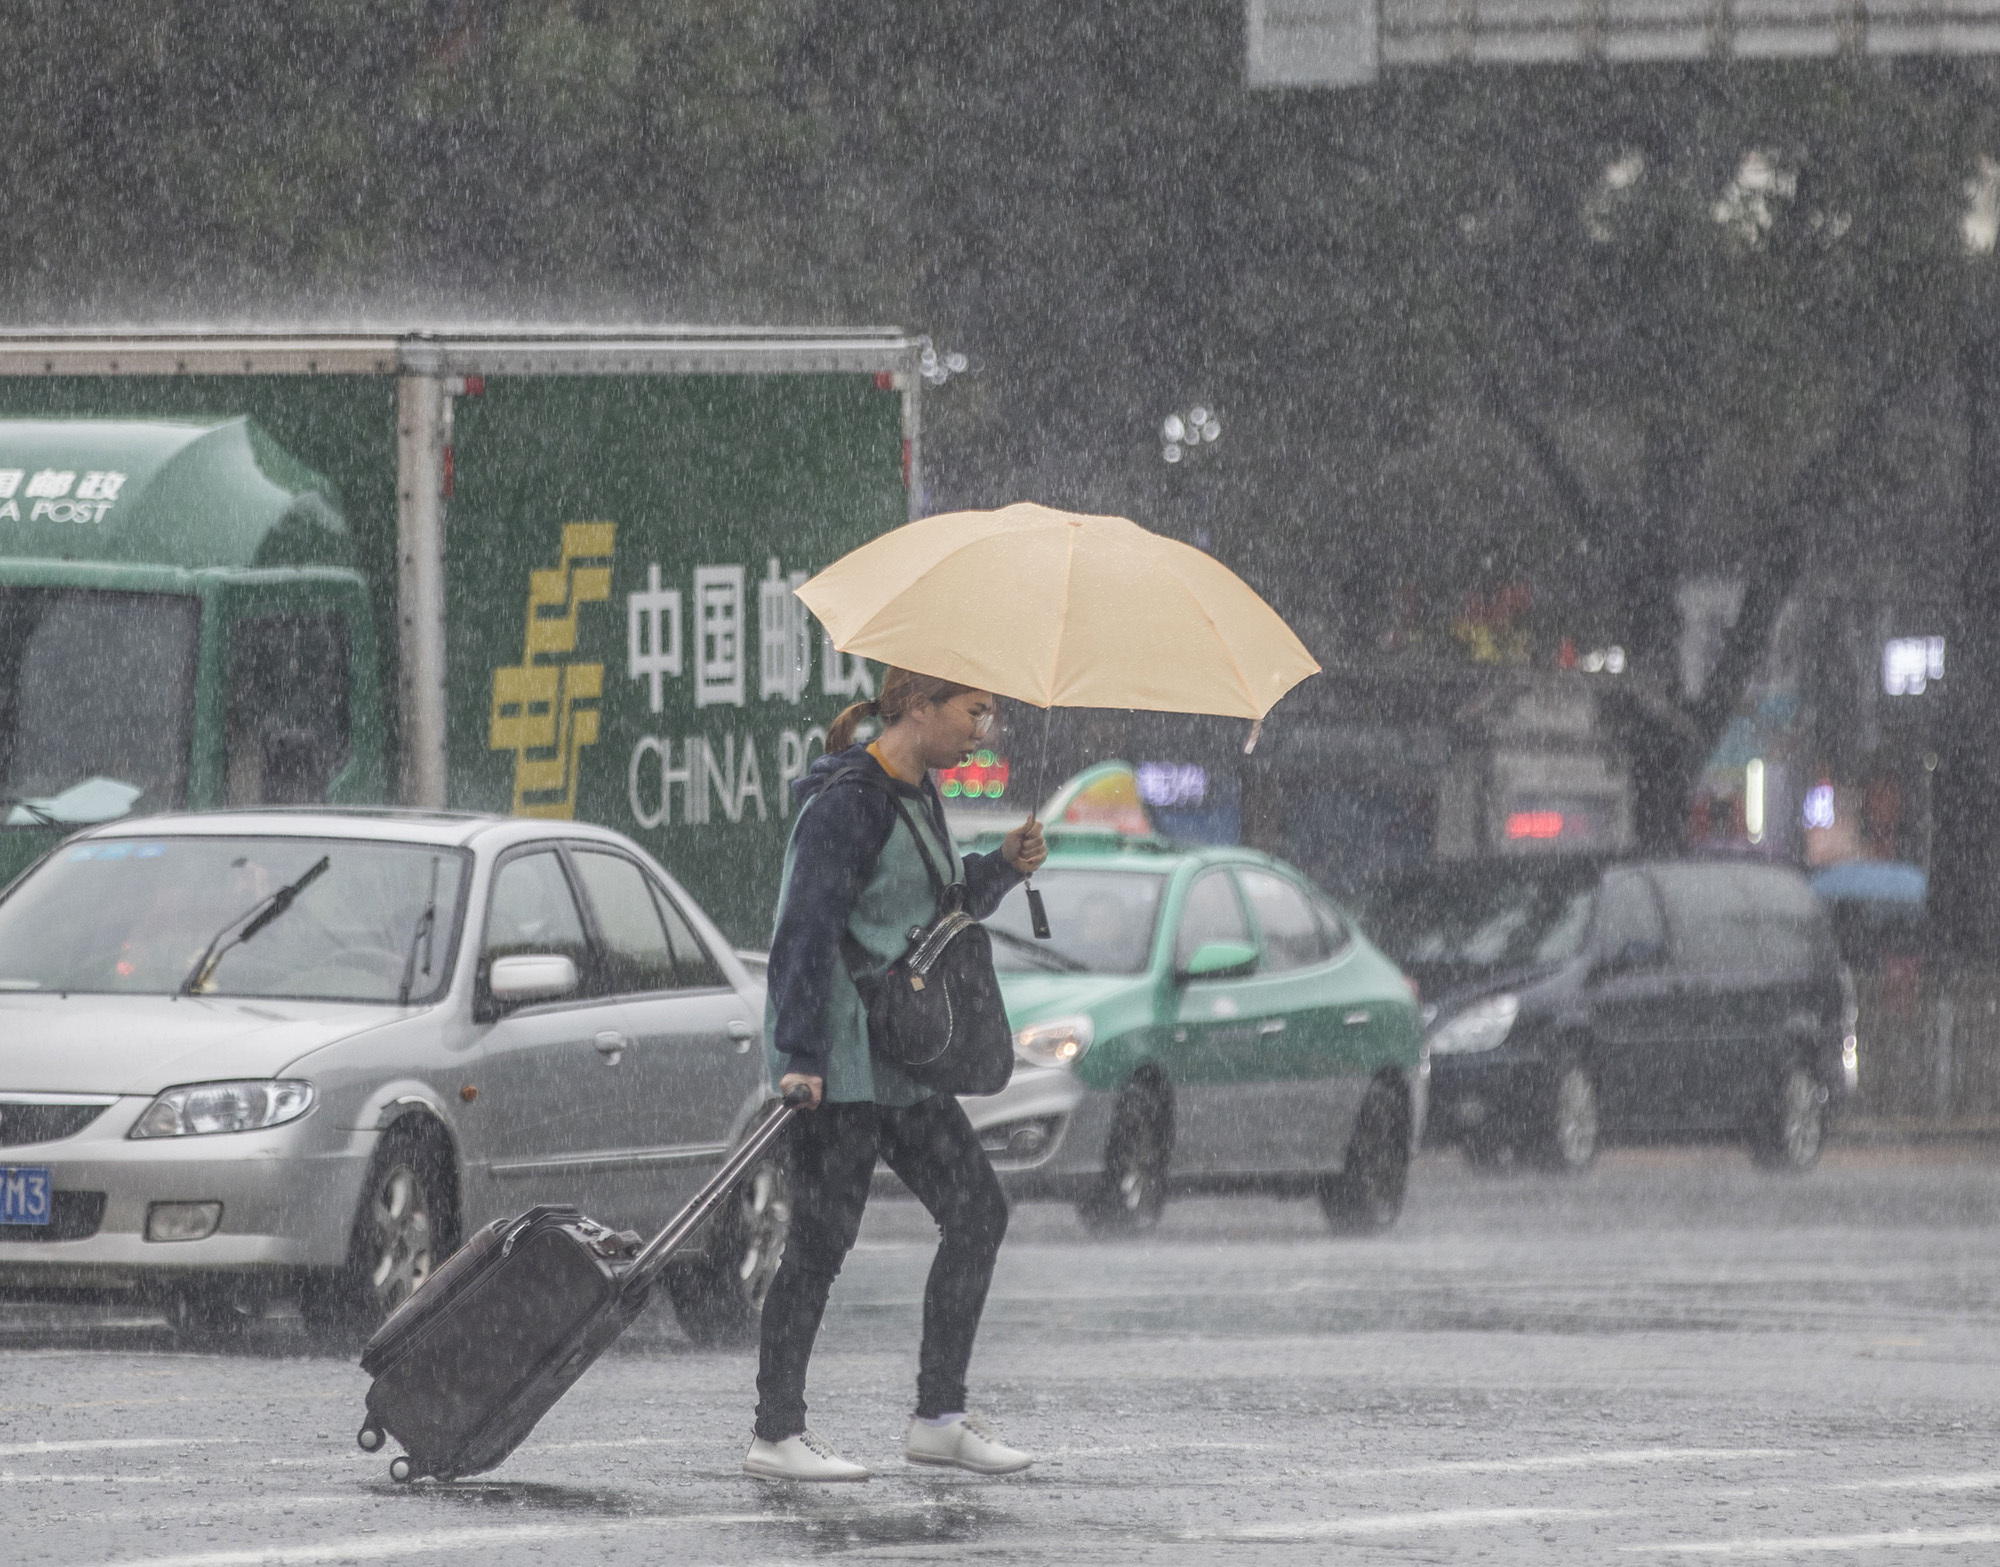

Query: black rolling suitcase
354;1089;806;1482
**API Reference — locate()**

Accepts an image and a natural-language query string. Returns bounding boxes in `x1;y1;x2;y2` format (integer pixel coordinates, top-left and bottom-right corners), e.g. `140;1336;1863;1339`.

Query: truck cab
0;418;384;885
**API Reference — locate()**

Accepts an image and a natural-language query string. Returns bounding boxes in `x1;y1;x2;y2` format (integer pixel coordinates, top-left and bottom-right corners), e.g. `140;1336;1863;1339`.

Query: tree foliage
4;2;1999;853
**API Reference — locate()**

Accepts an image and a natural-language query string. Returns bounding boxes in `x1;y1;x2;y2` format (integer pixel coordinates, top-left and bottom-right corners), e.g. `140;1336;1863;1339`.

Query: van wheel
1320;1080;1410;1234
667;1154;791;1346
1079;1081;1171;1234
1532;1063;1599;1172
1752;1063;1826;1172
303;1126;453;1341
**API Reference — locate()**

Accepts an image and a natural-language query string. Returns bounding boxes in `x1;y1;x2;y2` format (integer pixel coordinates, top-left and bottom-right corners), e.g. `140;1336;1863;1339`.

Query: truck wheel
1320;1080;1410;1234
1078;1080;1171;1234
667;1153;791;1347
1751;1063;1826;1172
1532;1062;1599;1173
1461;1122;1513;1169
303;1126;453;1342
163;1285;265;1345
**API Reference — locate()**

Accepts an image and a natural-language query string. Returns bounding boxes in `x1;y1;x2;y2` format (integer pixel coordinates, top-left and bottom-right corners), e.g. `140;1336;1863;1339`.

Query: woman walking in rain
744;668;1046;1482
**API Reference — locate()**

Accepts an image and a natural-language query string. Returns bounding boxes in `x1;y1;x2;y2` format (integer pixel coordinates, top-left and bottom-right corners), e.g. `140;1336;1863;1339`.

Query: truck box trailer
0;328;921;944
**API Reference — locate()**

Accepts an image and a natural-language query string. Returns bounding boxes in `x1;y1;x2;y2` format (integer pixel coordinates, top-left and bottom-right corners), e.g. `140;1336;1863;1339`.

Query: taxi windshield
986;869;1166;975
0;836;468;1003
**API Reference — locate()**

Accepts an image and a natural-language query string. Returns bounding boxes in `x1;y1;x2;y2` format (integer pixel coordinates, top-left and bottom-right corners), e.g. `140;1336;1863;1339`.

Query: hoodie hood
792;743;927;809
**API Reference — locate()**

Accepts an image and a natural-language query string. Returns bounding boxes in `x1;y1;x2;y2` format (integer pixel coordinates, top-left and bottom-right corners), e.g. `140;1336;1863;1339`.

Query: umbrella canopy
794;502;1320;719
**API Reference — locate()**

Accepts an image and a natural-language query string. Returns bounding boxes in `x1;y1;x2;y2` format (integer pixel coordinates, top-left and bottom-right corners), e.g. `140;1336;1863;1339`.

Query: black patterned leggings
753;1092;1009;1441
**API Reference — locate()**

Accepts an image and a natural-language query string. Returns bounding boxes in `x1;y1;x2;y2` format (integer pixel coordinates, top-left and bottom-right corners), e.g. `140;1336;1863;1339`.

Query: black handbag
836;780;1014;1097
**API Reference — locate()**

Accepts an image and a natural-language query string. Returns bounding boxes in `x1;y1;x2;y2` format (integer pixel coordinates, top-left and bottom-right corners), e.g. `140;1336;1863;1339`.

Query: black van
1371;857;1858;1172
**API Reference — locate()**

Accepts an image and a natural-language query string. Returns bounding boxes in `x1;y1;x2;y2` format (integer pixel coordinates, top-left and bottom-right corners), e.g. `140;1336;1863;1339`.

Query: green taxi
959;822;1426;1233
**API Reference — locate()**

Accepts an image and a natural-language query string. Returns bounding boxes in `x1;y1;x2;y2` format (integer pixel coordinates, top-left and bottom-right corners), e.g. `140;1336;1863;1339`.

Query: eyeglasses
970;710;995;737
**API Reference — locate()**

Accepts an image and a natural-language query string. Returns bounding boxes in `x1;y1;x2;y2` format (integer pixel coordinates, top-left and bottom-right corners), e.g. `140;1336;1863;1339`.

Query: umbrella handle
1020;703;1055;939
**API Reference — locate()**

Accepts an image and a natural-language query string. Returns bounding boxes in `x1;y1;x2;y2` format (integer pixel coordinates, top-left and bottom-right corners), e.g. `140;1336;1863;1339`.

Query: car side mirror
1602;936;1665;975
1179;940;1258;981
488;953;578;1004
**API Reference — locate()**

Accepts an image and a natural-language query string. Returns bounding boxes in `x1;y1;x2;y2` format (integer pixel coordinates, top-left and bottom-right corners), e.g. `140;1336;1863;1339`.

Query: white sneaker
903;1413;1034;1475
743;1429;871;1482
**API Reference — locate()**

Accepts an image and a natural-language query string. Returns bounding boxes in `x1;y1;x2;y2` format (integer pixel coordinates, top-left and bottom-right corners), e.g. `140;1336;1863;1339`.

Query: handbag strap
810;763;959;989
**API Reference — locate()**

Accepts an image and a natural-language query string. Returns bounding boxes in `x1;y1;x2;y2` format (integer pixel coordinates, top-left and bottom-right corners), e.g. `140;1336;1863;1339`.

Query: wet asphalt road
8;1142;2000;1565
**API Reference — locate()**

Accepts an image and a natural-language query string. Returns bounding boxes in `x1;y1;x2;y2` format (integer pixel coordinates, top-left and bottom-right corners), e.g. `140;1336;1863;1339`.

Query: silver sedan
0;810;782;1342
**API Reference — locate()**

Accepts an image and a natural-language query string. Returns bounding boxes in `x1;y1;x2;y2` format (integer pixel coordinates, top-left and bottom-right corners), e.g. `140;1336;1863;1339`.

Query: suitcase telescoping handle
624;1082;814;1297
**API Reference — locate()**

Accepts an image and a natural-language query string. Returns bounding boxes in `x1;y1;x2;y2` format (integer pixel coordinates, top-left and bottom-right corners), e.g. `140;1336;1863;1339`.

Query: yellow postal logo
490;522;616;818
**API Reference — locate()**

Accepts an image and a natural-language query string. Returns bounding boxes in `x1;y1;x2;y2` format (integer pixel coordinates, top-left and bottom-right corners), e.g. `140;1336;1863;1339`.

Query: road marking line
1199;1505;1618;1541
1623;1525;2000;1555
79;1516;783;1567
1047;1440;1282;1457
26;1495;353;1527
1345;1447;1795;1479
1838;1471;2000;1494
1709;1471;2000;1501
0;1473;192;1485
0;1438;235;1457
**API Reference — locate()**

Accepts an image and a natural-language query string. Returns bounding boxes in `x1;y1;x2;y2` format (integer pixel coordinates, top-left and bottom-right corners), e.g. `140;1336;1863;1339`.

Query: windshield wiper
180;856;331;996
987;926;1089;973
397;856;442;1005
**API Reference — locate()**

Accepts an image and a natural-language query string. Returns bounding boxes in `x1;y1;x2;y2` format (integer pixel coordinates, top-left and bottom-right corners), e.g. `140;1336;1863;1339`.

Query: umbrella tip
1243;718;1264;755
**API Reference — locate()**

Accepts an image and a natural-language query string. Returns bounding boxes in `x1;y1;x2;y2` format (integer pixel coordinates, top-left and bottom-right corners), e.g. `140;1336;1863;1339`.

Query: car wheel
1752;1062;1826;1172
666;1152;792;1347
1532;1062;1599;1172
1078;1080;1171;1235
303;1127;453;1341
1320;1080;1411;1234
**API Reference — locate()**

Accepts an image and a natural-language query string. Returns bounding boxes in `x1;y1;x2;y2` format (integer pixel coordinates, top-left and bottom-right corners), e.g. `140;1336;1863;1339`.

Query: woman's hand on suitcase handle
780;1074;823;1109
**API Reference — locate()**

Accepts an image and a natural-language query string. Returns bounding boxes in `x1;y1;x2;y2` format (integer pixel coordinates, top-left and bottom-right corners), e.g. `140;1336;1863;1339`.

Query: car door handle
1258;1018;1286;1036
594;1030;626;1063
1343;1010;1371;1027
726;1019;755;1054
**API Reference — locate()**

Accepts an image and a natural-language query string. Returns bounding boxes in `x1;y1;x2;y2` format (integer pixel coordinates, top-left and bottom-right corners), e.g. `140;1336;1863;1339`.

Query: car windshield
1372;865;1598;981
986;869;1166;975
0;836;468;1003
0;588;199;827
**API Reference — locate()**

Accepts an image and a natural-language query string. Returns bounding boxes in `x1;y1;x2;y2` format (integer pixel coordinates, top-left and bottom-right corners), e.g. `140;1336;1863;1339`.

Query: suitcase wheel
356;1424;385;1453
389;1456;415;1484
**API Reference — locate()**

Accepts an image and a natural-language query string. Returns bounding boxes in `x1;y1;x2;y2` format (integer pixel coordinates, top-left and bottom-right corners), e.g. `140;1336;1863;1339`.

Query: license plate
0;1167;52;1226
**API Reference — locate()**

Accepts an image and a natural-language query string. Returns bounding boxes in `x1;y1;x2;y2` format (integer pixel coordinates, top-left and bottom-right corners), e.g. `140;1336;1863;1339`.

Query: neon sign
1506;811;1565;840
939;750;1009;801
1136;762;1207;808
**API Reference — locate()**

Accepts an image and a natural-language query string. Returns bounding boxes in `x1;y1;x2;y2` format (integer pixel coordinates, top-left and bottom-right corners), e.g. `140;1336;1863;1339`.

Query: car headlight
128;1080;316;1139
1426;994;1518;1056
1014;1015;1095;1068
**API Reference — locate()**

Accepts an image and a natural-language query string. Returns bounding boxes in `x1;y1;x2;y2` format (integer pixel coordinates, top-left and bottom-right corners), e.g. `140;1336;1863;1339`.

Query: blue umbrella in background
1809;860;1928;906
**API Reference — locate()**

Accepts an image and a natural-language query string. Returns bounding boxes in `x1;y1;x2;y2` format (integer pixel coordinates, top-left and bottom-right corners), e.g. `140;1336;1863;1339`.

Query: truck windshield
0;588;199;827
0;836;469;1004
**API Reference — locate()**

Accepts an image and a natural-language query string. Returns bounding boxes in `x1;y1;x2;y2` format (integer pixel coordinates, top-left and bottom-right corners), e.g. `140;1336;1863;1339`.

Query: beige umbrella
794;502;1320;723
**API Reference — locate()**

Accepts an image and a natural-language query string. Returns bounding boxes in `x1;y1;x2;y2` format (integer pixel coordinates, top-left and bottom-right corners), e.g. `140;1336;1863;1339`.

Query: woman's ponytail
825;667;976;753
826;698;882;753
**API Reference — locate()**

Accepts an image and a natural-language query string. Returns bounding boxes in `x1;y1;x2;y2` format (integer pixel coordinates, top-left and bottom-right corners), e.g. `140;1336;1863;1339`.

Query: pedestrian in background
743;667;1047;1482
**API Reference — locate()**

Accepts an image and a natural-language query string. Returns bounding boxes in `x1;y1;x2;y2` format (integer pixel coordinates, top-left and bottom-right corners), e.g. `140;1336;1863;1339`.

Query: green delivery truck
0;328;922;943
